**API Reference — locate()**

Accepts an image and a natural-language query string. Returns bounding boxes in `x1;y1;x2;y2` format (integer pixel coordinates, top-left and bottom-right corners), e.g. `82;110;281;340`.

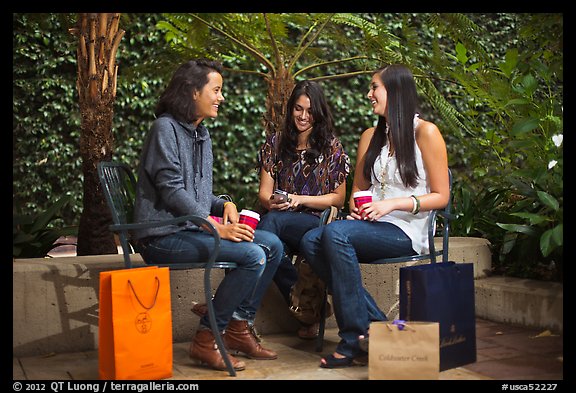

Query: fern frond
427;13;491;63
331;13;402;67
416;74;474;138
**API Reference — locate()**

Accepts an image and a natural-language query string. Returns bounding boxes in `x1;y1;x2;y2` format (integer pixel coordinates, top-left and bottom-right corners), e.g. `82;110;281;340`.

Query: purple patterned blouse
257;133;350;215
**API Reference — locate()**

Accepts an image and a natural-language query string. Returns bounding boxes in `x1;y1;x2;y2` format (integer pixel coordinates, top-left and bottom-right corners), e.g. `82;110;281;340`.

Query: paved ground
13;318;563;382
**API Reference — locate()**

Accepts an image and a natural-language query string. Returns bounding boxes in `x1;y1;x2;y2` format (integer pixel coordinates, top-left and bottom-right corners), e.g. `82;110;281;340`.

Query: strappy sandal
320;354;354;368
320;352;368;368
320;353;354;369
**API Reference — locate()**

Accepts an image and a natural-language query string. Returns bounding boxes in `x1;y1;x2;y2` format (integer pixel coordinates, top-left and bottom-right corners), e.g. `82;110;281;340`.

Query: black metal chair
315;169;455;352
97;161;238;377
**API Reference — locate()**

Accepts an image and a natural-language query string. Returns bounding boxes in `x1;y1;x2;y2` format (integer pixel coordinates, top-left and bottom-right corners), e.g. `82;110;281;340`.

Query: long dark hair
278;80;335;165
363;64;419;188
154;59;223;123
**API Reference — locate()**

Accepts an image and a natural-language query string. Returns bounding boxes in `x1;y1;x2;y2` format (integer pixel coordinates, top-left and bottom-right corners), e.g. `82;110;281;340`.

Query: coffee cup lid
353;190;373;198
240;209;260;220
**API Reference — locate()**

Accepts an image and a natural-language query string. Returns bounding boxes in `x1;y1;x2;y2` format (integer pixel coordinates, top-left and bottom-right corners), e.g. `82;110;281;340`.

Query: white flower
552;134;563;147
548;160;557;169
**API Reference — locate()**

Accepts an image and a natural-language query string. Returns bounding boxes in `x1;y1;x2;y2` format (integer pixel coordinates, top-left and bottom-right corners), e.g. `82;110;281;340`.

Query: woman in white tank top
300;64;450;368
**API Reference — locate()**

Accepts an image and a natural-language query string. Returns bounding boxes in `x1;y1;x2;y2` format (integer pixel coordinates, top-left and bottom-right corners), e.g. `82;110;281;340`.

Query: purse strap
128;276;160;310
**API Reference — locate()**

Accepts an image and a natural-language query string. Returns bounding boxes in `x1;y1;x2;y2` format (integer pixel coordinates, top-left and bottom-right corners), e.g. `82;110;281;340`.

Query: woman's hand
222;202;239;224
218;222;255;242
347;206;363;220
268;194;291;211
359;200;397;221
285;193;305;211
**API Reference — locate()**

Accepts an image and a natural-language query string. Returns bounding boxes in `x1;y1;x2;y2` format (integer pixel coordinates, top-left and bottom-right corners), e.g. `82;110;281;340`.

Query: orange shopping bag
99;266;173;380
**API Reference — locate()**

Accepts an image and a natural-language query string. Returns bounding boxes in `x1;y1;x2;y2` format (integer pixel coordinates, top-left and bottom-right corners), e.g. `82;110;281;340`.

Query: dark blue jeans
256;210;321;305
140;228;283;332
300;219;416;358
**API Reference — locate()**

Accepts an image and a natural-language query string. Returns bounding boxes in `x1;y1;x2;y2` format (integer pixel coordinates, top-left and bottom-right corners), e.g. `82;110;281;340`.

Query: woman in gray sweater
133;59;283;373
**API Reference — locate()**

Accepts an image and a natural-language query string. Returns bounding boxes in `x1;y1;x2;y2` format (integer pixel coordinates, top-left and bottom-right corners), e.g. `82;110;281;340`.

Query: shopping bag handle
128;276;160;310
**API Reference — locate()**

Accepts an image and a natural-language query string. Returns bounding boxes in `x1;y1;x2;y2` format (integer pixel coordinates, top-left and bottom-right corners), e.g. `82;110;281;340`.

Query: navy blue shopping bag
399;261;477;371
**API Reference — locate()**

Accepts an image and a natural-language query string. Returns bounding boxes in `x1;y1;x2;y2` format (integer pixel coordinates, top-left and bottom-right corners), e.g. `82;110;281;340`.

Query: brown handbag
289;255;333;325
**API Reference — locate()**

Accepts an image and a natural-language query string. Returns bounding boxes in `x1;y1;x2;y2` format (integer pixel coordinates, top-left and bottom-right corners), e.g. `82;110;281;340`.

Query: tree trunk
263;66;295;137
71;13;124;255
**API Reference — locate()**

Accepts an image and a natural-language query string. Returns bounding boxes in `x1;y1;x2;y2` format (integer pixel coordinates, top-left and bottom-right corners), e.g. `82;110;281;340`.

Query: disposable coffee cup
353;191;372;218
239;209;260;230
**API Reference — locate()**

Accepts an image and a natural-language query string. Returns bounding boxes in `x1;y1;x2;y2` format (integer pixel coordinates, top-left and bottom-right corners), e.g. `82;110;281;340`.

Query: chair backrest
98;161;137;227
98;161;139;267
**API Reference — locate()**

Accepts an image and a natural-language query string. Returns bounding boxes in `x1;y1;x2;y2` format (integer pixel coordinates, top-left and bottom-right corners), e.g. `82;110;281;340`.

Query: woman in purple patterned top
256;80;350;338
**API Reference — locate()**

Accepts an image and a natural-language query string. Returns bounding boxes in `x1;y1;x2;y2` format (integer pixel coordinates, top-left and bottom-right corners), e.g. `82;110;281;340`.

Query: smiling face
193;71;225;125
367;73;388;117
292;94;314;134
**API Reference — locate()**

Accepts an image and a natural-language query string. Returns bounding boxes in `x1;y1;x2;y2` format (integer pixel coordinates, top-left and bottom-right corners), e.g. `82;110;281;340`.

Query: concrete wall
13;237;562;357
475;276;563;334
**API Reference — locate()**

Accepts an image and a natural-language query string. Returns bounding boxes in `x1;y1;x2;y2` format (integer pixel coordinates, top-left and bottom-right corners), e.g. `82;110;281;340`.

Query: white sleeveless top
368;114;431;254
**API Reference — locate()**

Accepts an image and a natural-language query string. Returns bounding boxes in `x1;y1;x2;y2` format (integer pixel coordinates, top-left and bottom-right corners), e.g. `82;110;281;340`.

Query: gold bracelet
223;201;236;209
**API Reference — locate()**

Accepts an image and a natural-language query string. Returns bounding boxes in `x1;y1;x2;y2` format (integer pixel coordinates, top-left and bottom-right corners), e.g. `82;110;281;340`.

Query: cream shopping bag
369;320;439;380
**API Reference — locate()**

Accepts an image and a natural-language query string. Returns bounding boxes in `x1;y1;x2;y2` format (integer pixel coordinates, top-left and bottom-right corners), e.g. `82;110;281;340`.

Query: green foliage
13;13;83;224
13;195;77;258
439;13;563;281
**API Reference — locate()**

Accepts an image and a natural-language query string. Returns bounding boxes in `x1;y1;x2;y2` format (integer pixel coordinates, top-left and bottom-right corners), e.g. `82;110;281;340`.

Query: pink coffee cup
353;191;372;218
238;209;260;230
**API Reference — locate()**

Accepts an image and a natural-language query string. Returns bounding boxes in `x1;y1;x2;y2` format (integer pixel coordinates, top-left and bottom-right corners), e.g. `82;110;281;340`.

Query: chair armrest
111;215;222;267
437;210;457;221
110;215;221;256
109;214;216;234
216;194;233;202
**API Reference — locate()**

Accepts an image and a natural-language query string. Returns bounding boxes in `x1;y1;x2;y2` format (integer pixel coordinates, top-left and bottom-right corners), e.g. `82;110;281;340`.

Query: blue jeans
300;219;416;357
257;210;320;304
140;228;283;332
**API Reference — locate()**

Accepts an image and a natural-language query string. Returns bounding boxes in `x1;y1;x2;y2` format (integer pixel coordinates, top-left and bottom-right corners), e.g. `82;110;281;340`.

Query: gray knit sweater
132;113;225;240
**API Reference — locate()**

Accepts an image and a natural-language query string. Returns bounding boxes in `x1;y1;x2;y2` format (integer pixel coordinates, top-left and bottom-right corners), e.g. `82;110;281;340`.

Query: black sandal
320;354;354;369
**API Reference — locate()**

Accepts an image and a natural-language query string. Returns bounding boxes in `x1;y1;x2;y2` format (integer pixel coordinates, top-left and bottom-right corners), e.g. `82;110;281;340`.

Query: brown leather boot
192;303;261;342
224;320;278;360
189;328;246;371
